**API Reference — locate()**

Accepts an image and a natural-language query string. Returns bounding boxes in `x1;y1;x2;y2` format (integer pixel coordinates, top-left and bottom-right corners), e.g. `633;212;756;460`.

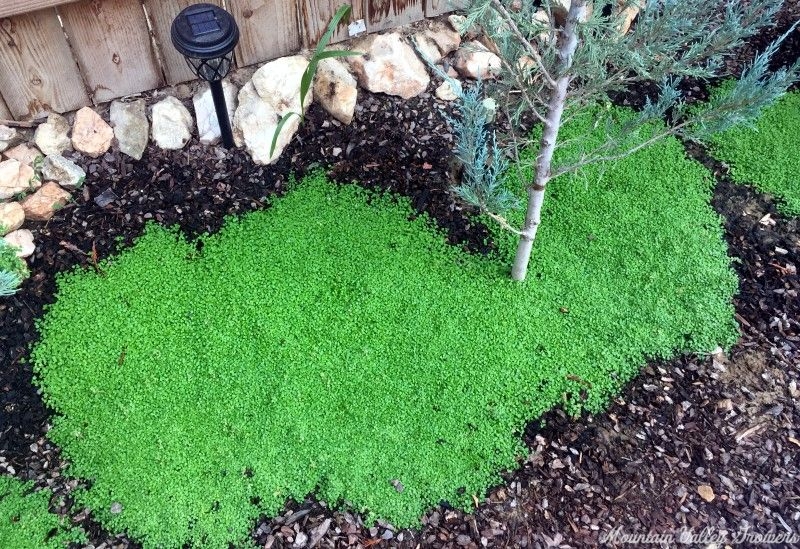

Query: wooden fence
0;0;460;121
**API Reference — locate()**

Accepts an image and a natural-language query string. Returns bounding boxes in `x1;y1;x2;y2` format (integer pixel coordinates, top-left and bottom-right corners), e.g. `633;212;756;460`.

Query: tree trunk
511;0;587;282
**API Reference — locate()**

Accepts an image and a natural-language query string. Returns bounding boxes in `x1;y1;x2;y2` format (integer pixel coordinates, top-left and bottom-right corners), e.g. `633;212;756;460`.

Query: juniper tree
454;0;800;281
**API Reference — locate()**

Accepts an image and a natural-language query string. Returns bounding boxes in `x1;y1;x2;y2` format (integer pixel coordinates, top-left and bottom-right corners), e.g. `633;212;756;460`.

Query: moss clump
0;476;85;548
706;88;800;216
32;106;737;548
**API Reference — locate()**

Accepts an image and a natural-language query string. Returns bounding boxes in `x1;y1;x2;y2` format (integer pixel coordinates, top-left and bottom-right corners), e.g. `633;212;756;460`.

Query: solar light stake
171;3;240;148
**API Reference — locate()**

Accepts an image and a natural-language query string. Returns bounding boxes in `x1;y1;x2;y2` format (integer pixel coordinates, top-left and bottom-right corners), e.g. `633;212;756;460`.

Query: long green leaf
315;50;360;60
269;112;301;158
316;5;352;57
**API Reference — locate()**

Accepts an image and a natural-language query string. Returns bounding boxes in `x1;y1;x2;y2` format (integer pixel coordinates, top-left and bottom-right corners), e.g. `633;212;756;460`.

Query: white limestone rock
347;33;430;100
233;83;296;166
233;56;311;165
415;21;462;64
0;159;36;200
313;57;358;125
0;202;25;235
251;55;312;115
152;96;194;150
34;113;71;157
193;81;238;146
3;229;34;258
41;155;85;190
71;107;113;158
453;41;502;80
110;100;149;160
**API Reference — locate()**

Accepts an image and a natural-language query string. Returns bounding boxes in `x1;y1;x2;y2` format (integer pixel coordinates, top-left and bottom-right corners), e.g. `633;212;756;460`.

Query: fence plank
228;0;302;67
0;0;79;19
0;96;12;120
424;0;465;17
59;0;163;103
144;0;224;85
299;1;369;47
367;0;424;32
0;9;90;119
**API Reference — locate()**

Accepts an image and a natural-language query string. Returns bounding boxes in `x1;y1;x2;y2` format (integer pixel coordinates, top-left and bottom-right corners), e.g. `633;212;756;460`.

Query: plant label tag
348;19;366;37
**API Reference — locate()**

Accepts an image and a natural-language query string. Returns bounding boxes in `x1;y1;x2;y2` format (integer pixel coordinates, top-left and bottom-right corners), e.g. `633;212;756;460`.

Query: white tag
348;19;367;37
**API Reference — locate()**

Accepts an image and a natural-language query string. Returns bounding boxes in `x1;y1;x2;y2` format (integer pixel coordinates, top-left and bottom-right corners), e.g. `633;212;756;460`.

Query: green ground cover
706;89;800;216
31;106;738;547
0;476;85;548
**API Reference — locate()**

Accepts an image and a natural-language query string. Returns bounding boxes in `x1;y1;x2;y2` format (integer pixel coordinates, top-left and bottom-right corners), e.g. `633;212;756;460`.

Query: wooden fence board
0;0;79;19
0;9;89;119
59;0;163;103
367;0;424;32
0;96;12;120
144;0;224;85
424;0;465;17
228;0;302;67
299;1;367;47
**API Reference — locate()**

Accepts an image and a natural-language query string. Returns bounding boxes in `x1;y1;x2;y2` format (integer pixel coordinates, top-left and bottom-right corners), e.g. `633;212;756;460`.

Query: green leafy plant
0;476;86;548
32;107;738;547
269;5;361;157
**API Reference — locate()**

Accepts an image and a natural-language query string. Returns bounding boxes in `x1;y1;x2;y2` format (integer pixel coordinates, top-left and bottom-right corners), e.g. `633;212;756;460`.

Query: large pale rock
3;144;42;167
347;33;430;100
42;155;85;190
0;125;19;153
71;107;113;158
152;96;194;150
251;55;312;115
193;81;238;145
233;56;312;165
0;202;25;234
314;57;358;125
110;100;149;161
453;41;502;80
415;21;461;64
233;83;297;165
3;229;34;258
20;182;71;221
414;33;442;65
0;159;36;200
34;113;71;157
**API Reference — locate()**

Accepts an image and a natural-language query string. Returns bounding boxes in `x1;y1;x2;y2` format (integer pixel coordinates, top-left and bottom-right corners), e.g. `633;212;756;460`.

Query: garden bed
1;3;799;547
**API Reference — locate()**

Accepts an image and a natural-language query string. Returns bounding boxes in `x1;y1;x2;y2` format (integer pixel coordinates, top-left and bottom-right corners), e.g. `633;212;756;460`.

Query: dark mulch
1;4;799;548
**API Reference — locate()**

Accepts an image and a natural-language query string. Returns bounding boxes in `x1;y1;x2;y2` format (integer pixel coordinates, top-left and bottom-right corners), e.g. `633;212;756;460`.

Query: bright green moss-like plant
705;87;800;215
32;106;737;548
0;476;86;548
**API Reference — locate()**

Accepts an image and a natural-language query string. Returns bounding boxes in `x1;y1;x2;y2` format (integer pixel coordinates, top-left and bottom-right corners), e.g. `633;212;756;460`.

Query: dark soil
1;4;799;548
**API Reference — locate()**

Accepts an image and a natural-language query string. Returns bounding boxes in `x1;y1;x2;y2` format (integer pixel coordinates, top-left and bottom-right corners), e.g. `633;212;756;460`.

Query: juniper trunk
511;0;587;281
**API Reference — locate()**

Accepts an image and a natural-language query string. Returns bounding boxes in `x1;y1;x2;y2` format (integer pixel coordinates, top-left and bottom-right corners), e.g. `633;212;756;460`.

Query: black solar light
171;3;239;148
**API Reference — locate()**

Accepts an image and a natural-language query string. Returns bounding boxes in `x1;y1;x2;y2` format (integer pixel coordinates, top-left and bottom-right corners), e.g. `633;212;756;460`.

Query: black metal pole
210;80;234;148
